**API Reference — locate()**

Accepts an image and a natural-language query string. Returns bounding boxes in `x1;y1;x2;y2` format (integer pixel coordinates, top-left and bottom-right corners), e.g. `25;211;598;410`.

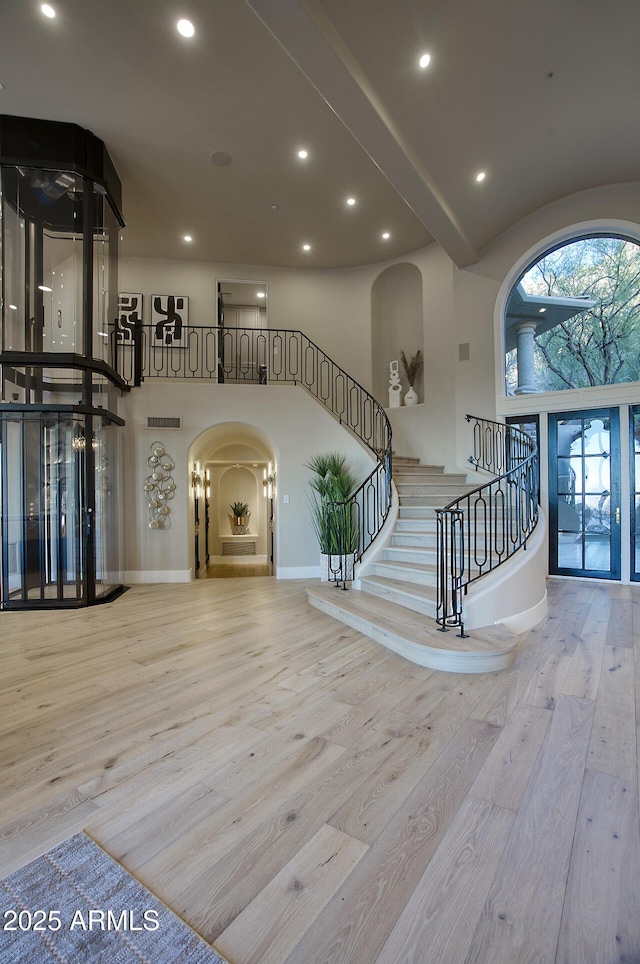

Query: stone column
514;321;537;394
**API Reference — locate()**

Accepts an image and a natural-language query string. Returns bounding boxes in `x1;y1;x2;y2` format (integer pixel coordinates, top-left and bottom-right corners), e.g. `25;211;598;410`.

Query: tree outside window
505;235;640;394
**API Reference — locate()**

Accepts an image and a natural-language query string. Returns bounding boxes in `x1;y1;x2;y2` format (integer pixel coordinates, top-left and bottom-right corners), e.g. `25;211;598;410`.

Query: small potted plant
306;453;359;582
228;500;250;534
400;349;423;406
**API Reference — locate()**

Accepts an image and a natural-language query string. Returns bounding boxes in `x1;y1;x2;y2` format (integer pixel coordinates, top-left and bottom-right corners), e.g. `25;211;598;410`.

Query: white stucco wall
117;381;375;581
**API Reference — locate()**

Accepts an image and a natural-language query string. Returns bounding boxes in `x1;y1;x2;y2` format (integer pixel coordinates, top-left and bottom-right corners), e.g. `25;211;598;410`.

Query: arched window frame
495;219;640;412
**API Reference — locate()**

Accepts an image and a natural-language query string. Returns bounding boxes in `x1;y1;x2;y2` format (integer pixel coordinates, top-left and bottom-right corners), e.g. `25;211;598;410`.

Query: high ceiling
2;0;639;269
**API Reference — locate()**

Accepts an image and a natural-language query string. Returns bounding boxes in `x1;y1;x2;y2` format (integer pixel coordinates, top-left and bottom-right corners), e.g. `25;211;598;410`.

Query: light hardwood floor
1;577;639;963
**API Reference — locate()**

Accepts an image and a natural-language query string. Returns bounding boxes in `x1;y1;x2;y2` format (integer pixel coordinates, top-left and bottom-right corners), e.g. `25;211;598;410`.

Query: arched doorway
189;423;276;578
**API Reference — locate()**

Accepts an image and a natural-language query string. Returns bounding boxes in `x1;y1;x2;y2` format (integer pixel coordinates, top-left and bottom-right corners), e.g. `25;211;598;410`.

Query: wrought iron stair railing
436;415;539;637
113;323;392;577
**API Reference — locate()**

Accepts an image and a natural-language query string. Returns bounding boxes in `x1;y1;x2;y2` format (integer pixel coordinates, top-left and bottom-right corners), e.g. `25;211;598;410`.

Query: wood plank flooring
0;577;638;963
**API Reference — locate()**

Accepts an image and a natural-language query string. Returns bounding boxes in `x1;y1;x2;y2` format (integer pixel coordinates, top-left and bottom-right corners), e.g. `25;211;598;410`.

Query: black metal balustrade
113;324;392;581
436;415;539;636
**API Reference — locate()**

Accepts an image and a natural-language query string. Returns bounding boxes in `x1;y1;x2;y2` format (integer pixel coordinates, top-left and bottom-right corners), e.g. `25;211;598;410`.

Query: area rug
0;833;228;963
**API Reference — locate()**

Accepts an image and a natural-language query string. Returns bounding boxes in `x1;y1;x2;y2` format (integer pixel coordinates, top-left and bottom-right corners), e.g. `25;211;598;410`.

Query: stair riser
385;546;437;564
372;562;437;587
399;507;437;519
397;486;473;499
393;463;443;473
392;536;437;550
360;578;436;617
395;473;467;484
396;519;437;533
399;496;465;506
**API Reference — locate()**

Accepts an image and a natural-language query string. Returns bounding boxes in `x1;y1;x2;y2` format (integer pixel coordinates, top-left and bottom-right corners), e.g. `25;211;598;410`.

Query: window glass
505;236;640;394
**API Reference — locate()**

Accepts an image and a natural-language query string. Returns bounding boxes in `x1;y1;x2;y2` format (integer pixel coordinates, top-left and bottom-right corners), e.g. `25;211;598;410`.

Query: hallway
205;564;272;578
0;576;638;962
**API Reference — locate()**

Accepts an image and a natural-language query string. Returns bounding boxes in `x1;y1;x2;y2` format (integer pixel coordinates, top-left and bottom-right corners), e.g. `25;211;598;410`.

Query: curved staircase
307;456;520;674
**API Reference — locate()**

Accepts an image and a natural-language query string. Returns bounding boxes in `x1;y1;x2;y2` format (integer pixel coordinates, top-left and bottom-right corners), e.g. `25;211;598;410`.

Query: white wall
117;381;375;581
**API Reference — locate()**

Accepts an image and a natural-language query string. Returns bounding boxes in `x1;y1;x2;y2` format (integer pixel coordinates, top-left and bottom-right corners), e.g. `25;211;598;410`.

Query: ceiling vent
146;416;182;430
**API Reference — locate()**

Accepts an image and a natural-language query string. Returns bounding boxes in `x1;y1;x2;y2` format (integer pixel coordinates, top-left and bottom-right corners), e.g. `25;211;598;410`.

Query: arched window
504;234;640;395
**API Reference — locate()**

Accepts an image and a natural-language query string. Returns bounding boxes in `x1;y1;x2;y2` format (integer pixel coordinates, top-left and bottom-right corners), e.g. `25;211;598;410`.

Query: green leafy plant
400;349;423;387
229;501;250;518
306;453;359;555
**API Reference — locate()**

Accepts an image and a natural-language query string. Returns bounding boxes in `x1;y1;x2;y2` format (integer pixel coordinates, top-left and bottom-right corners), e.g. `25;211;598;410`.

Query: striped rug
0;833;228;963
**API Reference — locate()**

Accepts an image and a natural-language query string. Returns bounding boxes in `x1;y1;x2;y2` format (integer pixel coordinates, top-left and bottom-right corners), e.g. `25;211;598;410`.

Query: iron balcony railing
436;415;539;636
113;323;392;580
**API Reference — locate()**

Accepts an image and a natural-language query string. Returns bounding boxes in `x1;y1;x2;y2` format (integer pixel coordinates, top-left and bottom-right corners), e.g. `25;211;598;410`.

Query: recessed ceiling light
382;232;391;240
0;83;4;91
271;203;279;210
302;243;311;252
183;235;192;242
256;292;265;299
41;4;56;18
346;197;356;206
475;171;486;182
539;307;547;313
177;19;195;37
9;304;17;310
38;285;53;292
419;52;431;69
297;149;308;160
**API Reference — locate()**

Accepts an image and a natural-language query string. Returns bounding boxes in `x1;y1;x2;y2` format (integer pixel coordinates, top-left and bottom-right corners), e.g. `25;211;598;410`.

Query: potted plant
306;453;359;582
228;500;250;534
400;349;423;406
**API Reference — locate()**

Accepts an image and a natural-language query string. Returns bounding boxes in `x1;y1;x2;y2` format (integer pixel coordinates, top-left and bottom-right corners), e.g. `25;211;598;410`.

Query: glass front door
548;408;621;579
631;406;640;581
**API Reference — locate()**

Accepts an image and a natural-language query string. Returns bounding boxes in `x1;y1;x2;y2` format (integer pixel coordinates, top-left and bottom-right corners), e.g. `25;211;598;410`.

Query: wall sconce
145;442;176;529
204;469;211;498
192;461;202;495
263;461;275;499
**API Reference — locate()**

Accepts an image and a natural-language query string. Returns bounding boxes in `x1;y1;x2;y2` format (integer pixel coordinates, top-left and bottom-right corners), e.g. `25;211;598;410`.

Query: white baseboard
122;570;192;584
276;566;320;579
209;555;268;565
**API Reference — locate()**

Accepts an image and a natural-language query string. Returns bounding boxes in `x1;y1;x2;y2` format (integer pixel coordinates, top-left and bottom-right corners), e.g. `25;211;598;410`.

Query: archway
189;423;276;577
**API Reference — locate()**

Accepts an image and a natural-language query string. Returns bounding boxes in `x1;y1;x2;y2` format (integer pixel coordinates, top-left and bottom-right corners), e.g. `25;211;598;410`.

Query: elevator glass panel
1;412;86;604
94;415;121;598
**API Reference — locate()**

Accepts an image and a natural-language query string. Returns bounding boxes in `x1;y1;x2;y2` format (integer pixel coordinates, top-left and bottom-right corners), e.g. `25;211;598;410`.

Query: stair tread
377;558;437;573
361;574;436;599
307;586;518;655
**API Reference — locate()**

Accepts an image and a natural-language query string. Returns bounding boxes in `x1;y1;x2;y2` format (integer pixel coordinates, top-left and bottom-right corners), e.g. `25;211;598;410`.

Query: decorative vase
404;385;418;406
229;512;250;534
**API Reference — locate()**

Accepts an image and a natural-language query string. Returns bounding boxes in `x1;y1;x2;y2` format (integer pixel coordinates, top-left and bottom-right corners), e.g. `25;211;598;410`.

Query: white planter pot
320;552;355;582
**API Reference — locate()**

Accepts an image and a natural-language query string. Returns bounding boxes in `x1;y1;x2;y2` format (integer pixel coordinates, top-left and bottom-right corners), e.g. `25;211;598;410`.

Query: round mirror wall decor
145;441;176;529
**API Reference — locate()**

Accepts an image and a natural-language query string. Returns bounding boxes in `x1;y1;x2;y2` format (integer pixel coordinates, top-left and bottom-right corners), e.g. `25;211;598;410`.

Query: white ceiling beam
245;0;478;268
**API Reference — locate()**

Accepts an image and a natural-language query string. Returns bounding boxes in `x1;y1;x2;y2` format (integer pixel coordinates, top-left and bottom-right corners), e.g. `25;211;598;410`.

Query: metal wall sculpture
144;442;176;529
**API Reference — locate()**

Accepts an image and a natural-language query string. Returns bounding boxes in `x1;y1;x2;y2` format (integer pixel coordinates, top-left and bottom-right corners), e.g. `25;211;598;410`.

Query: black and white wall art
151;295;189;347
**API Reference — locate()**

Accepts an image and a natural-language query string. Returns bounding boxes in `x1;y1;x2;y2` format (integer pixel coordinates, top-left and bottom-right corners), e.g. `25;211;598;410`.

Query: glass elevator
0;115;127;607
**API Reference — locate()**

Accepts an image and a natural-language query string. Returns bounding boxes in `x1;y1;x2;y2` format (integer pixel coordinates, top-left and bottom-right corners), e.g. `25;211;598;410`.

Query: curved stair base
306;585;519;674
